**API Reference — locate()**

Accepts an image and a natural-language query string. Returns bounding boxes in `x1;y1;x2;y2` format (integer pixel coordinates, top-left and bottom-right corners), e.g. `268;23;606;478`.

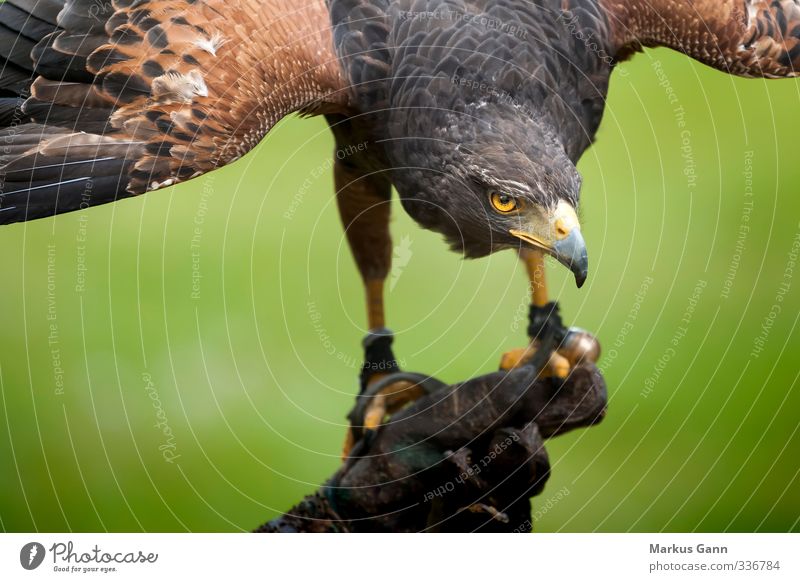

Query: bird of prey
1;0;799;405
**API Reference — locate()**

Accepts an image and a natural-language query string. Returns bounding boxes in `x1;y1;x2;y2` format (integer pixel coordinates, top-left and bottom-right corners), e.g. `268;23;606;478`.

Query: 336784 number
735;561;780;571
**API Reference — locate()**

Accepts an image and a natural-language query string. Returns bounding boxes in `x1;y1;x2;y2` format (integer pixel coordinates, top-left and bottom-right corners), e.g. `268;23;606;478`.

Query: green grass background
1;49;798;532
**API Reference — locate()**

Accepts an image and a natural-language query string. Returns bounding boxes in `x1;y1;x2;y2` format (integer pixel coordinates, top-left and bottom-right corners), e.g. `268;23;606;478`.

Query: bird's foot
341;328;402;459
499;302;601;379
499;345;572;379
343;372;447;460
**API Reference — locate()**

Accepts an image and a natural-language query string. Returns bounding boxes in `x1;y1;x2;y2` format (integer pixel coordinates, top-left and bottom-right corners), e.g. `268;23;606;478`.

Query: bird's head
389;101;589;287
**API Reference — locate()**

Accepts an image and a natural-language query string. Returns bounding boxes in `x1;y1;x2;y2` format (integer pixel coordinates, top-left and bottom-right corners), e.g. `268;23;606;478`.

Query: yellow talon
499;346;536;371
500;326;603;378
363;394;387;431
342;378;425;459
499;343;571;379
546;351;571;380
341;429;356;460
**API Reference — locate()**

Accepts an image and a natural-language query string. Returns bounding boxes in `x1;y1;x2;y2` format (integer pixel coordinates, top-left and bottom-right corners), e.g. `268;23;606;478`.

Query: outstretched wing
601;0;800;77
0;0;349;224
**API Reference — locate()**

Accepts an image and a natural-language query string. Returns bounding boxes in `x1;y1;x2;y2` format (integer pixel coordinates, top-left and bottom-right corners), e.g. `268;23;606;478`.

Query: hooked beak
509;200;589;288
552;228;588;288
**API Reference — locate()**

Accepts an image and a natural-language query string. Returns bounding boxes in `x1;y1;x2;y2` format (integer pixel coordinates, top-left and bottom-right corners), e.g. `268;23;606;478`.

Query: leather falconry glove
256;362;607;533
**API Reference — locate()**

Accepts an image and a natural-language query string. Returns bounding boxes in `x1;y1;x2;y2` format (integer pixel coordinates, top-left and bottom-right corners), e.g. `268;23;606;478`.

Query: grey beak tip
552;229;589;289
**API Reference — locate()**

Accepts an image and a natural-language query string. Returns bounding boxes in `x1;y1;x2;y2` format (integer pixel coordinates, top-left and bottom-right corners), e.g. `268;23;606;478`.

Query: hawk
1;0;798;394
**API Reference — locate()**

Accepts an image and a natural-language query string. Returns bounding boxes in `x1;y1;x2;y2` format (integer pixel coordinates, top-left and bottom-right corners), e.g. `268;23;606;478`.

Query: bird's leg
500;249;569;378
334;155;411;456
334;157;398;389
500;249;600;377
360;278;398;391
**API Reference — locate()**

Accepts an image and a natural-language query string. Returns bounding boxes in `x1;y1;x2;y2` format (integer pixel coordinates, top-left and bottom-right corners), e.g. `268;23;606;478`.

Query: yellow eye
490;192;518;213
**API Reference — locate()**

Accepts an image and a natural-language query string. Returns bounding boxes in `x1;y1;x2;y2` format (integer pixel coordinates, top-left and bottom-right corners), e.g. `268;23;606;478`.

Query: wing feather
0;0;350;225
603;0;800;77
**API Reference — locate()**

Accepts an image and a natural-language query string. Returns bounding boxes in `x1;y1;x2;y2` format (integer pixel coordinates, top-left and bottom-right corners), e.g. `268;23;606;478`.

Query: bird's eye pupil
490;192;517;213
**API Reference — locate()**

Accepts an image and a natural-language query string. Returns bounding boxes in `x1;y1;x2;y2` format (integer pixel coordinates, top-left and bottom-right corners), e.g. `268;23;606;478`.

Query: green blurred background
0;49;798;532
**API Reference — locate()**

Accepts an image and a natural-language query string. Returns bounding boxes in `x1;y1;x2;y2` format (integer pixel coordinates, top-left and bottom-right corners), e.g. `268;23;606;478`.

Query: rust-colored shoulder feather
602;0;800;77
0;0;350;223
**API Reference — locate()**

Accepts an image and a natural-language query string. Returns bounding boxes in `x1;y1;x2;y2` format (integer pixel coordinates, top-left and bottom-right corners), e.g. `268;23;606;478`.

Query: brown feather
30;77;112;109
603;0;800;77
3;0;351;219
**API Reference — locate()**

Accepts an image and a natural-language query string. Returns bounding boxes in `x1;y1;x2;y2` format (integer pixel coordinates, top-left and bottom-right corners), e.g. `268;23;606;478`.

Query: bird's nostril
555;221;570;239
